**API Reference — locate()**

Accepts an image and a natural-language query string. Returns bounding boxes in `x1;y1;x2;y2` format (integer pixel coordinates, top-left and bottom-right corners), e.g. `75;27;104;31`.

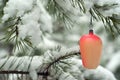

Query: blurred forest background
0;0;120;80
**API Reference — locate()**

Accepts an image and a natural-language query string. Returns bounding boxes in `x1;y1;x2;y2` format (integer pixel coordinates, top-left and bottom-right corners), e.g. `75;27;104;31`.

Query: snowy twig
44;46;80;72
0;71;49;76
45;52;80;72
0;46;80;77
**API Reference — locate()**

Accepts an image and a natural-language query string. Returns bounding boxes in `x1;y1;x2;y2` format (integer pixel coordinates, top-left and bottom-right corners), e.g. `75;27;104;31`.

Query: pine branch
0;46;80;78
44;46;80;72
0;17;33;53
0;71;49;76
75;0;86;13
45;52;79;71
90;5;120;37
46;0;85;29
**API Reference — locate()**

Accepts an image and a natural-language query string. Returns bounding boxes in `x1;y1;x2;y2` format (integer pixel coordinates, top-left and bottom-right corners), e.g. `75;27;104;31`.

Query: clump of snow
2;0;53;46
2;0;34;22
83;66;117;80
65;58;117;80
37;0;53;33
19;21;42;46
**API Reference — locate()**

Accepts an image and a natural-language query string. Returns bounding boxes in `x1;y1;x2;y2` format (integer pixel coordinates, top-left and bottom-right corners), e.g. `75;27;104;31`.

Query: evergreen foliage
0;0;120;80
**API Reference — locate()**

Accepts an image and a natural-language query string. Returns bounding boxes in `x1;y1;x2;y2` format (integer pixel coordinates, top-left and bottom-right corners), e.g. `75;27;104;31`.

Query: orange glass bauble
79;29;102;69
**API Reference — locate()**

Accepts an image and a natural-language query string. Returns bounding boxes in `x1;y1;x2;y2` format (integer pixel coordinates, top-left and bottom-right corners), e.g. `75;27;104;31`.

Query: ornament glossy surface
79;30;102;69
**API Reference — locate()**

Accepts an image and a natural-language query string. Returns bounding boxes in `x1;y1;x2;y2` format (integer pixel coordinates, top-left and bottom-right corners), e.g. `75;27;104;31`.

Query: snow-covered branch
44;47;80;72
0;46;80;79
0;45;117;80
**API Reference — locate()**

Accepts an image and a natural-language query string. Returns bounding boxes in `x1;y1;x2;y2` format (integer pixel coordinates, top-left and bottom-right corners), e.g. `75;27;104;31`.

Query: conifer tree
0;0;120;80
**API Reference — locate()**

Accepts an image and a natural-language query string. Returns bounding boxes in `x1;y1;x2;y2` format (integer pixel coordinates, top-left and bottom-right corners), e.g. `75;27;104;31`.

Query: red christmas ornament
79;29;102;69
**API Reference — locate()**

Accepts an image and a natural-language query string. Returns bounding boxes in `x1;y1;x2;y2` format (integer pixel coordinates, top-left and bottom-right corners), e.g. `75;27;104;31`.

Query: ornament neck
89;29;94;35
